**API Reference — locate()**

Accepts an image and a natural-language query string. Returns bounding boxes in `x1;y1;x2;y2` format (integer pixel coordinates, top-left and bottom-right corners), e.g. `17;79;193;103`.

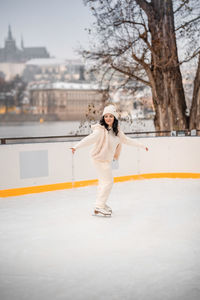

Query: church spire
21;35;24;49
8;25;13;40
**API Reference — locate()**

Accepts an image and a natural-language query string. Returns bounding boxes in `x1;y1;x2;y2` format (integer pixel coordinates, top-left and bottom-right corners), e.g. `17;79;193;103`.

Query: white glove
111;159;119;170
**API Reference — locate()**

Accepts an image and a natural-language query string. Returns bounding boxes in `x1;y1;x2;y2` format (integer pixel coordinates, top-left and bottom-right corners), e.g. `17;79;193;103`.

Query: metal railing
1;129;199;145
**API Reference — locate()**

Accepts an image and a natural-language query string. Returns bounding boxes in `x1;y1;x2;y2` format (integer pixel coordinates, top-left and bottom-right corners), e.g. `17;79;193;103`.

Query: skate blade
92;210;112;217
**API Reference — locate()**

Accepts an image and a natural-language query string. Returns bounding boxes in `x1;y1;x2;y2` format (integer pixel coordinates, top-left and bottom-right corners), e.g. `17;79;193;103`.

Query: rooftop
30;81;102;90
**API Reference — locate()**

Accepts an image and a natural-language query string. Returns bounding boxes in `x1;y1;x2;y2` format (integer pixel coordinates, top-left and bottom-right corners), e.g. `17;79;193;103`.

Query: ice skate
93;207;112;217
105;204;112;213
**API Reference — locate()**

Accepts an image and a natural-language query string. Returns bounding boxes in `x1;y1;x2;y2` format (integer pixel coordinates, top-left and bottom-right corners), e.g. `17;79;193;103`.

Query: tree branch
179;48;200;66
113;20;146;28
176;15;200;31
110;62;150;86
135;0;154;19
173;0;190;14
131;49;150;71
134;0;150;13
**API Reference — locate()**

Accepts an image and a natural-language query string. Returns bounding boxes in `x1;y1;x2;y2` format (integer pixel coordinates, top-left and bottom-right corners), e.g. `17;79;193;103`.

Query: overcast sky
0;0;94;60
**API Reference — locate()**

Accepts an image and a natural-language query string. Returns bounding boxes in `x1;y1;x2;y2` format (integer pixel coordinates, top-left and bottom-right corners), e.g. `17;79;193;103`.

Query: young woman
70;105;149;217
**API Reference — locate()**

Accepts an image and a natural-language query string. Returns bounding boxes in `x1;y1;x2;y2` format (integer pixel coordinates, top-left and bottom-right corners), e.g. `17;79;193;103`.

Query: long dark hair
99;116;119;136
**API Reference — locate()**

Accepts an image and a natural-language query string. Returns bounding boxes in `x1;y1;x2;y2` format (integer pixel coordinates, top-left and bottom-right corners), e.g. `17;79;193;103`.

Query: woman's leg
92;160;113;209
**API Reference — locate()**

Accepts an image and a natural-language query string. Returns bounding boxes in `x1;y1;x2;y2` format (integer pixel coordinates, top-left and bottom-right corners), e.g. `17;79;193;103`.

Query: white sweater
74;124;146;162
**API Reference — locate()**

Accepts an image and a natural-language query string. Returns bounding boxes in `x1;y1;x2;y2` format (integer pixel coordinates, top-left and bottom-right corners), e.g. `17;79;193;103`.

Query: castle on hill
0;25;50;63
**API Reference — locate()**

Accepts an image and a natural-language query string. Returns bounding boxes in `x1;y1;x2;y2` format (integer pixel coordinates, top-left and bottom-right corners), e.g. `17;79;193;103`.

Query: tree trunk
146;0;188;131
189;55;200;133
150;66;188;131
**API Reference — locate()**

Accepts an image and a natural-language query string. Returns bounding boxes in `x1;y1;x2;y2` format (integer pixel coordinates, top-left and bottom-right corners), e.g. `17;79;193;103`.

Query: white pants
92;159;113;209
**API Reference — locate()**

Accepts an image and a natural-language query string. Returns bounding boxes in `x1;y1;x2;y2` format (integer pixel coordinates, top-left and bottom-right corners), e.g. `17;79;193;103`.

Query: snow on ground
0;179;200;300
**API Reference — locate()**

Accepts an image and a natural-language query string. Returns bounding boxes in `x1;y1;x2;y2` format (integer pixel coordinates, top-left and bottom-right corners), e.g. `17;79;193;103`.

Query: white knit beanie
102;105;119;119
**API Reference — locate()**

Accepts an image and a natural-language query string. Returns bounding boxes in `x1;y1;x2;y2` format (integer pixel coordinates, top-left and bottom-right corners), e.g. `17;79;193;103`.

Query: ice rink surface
0;179;200;300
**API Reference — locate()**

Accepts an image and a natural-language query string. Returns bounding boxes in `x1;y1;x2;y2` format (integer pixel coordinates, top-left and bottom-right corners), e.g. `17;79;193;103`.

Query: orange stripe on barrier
0;179;98;198
0;173;199;198
114;172;200;182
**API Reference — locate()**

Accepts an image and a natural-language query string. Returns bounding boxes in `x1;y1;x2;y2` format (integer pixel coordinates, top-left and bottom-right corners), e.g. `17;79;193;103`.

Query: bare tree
83;0;200;131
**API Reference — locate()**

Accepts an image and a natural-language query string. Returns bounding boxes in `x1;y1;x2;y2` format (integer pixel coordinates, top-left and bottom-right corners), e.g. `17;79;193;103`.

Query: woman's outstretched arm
119;131;148;151
70;127;102;154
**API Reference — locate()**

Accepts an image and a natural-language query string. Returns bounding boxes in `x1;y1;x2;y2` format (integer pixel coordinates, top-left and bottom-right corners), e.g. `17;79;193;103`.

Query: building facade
30;82;107;121
23;59;86;83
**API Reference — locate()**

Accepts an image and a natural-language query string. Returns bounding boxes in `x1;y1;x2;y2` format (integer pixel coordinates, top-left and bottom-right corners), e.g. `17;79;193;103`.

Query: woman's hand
145;147;149;151
70;147;76;154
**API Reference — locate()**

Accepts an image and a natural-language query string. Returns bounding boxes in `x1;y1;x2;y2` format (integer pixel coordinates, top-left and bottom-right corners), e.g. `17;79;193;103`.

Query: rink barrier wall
0;173;200;198
0;136;200;198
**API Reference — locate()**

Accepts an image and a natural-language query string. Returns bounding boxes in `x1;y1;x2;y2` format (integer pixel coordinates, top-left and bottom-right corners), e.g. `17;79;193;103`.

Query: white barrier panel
0;136;200;197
